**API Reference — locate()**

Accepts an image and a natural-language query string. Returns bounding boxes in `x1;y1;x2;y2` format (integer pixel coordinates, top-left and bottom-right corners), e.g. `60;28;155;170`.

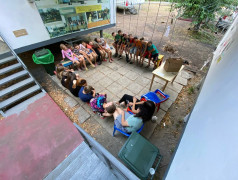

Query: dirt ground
1;3;223;179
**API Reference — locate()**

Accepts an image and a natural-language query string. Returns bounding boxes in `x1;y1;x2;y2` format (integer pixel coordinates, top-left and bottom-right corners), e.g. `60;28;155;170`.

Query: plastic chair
141;89;169;112
113;123;144;137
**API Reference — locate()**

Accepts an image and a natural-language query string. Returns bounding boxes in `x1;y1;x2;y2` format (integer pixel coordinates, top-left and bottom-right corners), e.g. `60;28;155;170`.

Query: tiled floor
51;55;191;142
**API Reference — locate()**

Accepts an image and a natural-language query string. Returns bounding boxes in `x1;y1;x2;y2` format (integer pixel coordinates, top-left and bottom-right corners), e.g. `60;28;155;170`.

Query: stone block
126;82;144;94
164;87;179;102
92;82;104;93
116;76;133;88
117;66;128;75
160;99;174;111
140;121;158;139
174;75;187;86
117;88;134;100
156;109;166;125
166;81;183;93
125;70;139;81
150;82;164;92
107;82;125;97
108;71;122;81
180;70;193;79
137;76;151;86
99;66;114;75
98;76;114;88
74;107;90;123
64;96;78;108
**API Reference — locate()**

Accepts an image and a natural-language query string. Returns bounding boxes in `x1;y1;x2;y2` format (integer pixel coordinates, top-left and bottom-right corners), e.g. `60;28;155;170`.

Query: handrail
0;32;46;93
73;123;139;180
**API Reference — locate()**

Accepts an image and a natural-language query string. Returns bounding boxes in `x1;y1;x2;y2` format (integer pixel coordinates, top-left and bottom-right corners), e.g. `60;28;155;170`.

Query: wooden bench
61;60;73;67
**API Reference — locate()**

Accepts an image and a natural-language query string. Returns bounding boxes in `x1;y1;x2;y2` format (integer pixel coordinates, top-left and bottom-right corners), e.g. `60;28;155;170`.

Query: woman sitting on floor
69;74;87;97
117;94;145;113
105;99;155;133
90;96;116;117
78;85;96;102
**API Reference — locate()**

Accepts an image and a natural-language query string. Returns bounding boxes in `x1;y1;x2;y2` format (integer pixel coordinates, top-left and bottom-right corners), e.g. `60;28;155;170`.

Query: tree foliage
175;0;238;30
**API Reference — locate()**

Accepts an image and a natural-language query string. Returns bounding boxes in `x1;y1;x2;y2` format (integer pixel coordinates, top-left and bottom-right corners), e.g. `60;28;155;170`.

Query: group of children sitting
60;37;113;71
55;64;156;134
112;30;160;70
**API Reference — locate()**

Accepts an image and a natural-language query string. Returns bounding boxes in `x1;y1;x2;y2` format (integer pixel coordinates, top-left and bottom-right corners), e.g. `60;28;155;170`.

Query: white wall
0;0;116;50
0;0;50;50
165;17;238;180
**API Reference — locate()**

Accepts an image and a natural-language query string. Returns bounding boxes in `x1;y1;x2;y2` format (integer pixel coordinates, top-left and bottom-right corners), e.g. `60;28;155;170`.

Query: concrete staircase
0;52;45;117
44;141;118;180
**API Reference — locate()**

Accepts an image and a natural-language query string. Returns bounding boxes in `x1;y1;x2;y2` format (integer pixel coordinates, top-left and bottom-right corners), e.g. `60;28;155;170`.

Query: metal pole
129;4;132;33
123;1;125;32
100;30;103;38
135;2;141;36
142;0;151;37
151;0;162;40
169;17;178;42
159;1;174;44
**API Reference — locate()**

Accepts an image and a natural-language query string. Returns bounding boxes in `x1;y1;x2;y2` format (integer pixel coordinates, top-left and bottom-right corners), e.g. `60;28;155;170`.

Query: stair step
70;153;101;180
87;161;118;180
0;84;40;109
0;77;34;98
0;55;16;65
3;92;45;117
44;142;91;180
56;144;94;180
0;63;22;75
0;70;28;86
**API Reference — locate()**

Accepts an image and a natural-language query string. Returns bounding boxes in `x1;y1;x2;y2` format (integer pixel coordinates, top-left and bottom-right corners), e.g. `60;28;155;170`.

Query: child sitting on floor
78;85;96;102
69;76;87;97
90;95;116;117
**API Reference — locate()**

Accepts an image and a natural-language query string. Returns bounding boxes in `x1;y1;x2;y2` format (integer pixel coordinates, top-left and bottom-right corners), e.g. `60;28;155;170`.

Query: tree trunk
193;22;202;31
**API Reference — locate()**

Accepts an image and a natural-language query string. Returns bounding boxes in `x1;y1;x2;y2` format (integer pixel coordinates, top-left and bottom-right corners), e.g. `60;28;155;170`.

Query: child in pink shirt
60;44;82;69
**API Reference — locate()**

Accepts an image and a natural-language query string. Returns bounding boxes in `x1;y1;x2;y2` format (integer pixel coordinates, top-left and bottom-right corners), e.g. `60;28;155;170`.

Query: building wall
165;17;238;180
0;0;116;51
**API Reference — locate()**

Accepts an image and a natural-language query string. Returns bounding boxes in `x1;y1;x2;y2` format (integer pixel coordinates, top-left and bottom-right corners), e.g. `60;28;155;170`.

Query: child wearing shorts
95;37;113;63
129;37;138;64
112;30;122;57
60;44;82;70
82;41;97;64
145;41;159;70
139;39;148;66
118;34;128;60
74;44;95;68
135;38;143;64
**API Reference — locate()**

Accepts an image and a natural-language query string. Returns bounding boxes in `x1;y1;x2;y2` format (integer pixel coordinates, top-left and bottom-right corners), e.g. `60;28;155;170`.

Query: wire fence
109;2;225;68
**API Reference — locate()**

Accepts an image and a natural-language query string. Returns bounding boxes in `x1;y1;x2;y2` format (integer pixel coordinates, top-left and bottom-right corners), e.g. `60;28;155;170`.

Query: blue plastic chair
141;89;169;112
113;124;144;137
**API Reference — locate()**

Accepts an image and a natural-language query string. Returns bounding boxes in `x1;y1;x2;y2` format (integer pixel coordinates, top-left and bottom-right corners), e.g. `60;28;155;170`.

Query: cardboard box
164;58;183;72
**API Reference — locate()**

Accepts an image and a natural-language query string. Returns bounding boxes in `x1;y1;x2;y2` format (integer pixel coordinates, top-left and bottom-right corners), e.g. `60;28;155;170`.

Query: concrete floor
51;53;191;152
